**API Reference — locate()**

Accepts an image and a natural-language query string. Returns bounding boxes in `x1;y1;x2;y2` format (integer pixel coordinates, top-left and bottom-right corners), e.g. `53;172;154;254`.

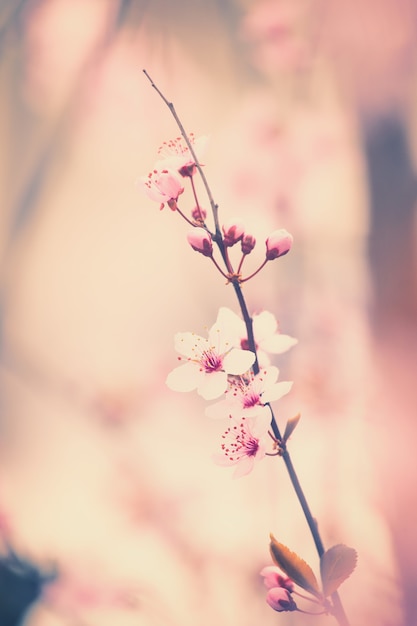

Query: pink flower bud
266;587;297;612
241;233;256;255
187;228;213;257
222;219;245;247
260;566;294;592
265;229;293;260
191;206;207;222
179;163;197;177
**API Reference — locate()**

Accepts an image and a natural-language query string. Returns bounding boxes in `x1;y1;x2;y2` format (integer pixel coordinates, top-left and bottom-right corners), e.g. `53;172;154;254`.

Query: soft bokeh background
0;1;416;625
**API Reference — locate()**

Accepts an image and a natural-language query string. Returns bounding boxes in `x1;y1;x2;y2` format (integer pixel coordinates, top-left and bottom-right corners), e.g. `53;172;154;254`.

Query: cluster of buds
140;134;293;284
260;566;297;613
187;223;292;257
187;223;293;284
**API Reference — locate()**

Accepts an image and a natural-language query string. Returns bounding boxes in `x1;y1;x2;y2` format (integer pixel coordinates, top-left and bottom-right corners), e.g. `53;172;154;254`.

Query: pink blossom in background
42;569;137;618
240;0;311;74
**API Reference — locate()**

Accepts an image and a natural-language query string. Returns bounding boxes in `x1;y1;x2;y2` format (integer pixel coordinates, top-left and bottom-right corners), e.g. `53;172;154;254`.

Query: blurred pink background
0;1;416;625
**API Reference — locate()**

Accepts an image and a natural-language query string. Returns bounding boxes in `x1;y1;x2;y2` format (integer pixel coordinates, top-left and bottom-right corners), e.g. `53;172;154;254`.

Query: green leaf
283;413;301;443
269;534;321;598
320;544;358;597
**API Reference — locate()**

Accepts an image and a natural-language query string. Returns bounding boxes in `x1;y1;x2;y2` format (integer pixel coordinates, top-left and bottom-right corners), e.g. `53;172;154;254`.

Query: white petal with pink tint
198;371;228;400
223;348;255;374
261;334;298;354
261;381;293;403
166;362;201;392
213;414;270;477
174;332;207;357
253;310;278;340
206;366;291;419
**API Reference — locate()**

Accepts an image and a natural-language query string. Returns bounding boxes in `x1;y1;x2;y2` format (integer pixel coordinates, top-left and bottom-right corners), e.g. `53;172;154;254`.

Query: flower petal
260;334;298;354
257;366;279;389
215;307;244;345
212;452;236;467
232;455;256;478
166;362;201;392
253;310;278;342
174;332;207;358
205;398;238;419
239;404;269;418
262;381;293;403
223;348;255;375
198;371;228;400
250;411;272;437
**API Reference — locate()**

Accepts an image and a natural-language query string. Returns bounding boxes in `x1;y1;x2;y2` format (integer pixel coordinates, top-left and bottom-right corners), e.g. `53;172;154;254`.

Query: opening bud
241;233;256;255
179;163;197;177
142;168;184;210
191;206;207;222
265;229;293;260
266;588;297;612
222;219;245;247
187;228;213;257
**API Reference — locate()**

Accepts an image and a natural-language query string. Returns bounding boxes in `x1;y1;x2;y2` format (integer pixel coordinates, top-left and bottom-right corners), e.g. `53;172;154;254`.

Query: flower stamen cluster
214;413;271;478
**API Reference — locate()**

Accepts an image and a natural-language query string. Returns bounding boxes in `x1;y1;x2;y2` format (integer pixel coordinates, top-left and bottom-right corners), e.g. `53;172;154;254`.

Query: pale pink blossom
156;133;209;177
260;565;294;591
141;168;184;210
206;366;292;419
187;228;213;256
266;586;297;612
43;570;136;616
214;413;271;477
265;228;293;260
166;311;256;400
216;307;297;366
240;0;309;74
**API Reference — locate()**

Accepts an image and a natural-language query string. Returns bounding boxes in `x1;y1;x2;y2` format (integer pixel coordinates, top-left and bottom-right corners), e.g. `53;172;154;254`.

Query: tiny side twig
142;70;220;235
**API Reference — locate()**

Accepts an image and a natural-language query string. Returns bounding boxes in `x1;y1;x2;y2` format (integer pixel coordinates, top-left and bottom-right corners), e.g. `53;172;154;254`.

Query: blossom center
201;349;223;373
243;389;261;408
158;134;195;159
221;418;260;461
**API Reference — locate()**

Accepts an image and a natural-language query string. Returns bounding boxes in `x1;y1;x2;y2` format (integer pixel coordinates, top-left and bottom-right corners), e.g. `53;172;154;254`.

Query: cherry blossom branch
239;258;268;283
143;70;221;235
143;72;350;626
